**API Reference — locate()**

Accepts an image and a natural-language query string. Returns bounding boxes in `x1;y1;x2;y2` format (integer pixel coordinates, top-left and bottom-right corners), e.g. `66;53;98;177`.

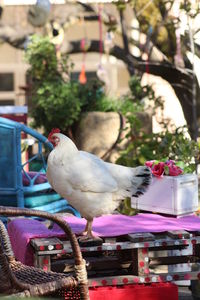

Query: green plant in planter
114;76;199;173
117;120;199;173
25;35;117;136
30;79;82;135
117;127;200;215
25;35;58;81
115;76;200;215
25;35;82;136
25;35;199;172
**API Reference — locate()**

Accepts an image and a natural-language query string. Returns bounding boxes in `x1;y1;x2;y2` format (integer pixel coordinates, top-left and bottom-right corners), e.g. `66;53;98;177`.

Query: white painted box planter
131;174;199;216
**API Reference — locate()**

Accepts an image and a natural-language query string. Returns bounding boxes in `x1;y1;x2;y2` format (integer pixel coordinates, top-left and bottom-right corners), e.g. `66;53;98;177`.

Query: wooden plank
34;254;51;271
137;247;150;276
88;275;147;287
104;237;117;243
131;248;138;275
127;233;155;243
167;230;191;239
150;245;188;251
31;235;192;256
51;259;74;273
194;244;200;258
88;270;200;287
149;255;198;266
30;237;63;251
51;256;132;273
192;231;200;236
85;256;131;271
30;232;200;286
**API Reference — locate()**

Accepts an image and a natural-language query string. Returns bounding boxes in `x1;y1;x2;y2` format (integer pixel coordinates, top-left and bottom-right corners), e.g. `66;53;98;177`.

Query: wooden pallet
30;230;200;287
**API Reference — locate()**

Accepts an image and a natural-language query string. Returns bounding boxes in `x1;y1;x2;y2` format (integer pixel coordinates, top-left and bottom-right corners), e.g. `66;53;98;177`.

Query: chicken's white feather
47;132;152;221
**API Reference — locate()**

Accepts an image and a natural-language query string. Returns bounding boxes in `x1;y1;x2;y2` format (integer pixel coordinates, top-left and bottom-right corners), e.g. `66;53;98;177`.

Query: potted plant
131;159;199;216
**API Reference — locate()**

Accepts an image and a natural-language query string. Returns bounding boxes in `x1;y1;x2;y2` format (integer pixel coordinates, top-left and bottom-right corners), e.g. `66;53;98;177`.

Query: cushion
22;171;48;186
24;192;61;208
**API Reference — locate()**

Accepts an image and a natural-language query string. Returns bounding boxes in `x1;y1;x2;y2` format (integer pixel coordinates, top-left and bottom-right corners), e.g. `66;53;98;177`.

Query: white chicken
47;128;151;242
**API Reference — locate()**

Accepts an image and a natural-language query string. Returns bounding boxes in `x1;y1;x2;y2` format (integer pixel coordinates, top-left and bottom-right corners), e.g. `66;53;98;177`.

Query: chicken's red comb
48;128;61;140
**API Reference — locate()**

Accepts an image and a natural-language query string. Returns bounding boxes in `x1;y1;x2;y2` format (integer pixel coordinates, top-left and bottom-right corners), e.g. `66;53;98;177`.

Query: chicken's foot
77;219;103;246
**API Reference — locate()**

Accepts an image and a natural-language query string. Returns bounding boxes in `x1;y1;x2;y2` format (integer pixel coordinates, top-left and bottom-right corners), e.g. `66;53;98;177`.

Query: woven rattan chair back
0;206;89;299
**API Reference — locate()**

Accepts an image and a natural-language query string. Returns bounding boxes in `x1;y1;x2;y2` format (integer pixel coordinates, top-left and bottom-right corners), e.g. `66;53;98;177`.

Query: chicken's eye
54;136;60;145
51;135;60;147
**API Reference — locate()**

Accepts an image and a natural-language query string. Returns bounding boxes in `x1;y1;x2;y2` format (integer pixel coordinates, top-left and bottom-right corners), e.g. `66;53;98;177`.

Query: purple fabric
54;213;200;236
22;172;48;186
8;213;200;266
8;218;57;266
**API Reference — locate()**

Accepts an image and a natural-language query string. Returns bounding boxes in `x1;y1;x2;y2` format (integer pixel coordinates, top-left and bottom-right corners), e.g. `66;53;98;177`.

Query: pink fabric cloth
22;172;47;186
8;213;200;266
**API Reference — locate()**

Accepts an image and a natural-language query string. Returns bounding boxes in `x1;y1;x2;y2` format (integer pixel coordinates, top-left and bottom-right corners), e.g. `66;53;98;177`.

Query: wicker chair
0;206;89;299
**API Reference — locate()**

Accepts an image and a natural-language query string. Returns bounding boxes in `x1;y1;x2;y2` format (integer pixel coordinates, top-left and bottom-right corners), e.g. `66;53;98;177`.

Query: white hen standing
47;128;151;242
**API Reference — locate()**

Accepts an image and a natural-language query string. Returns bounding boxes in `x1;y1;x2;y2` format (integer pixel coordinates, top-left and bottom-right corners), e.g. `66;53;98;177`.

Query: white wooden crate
131;174;199;216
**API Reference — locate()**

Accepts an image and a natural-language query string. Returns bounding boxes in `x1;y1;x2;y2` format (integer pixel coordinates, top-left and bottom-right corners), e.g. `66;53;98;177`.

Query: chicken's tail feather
131;166;152;198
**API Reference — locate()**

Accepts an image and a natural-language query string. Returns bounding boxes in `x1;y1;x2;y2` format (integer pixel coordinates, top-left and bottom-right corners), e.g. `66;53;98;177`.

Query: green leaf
164;165;169;175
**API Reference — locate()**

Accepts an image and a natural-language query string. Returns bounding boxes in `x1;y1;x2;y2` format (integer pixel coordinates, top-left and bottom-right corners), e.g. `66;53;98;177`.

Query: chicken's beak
49;135;60;147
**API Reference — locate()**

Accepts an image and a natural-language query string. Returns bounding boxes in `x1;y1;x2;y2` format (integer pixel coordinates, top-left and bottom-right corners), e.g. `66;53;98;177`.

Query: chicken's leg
83;219;93;238
77;218;103;245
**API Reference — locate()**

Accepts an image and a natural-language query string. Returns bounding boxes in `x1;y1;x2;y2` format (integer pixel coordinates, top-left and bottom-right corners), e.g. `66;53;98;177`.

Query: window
0;100;15;106
0;73;14;91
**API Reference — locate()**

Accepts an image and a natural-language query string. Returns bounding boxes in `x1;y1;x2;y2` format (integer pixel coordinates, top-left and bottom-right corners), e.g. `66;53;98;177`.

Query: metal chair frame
0;117;80;216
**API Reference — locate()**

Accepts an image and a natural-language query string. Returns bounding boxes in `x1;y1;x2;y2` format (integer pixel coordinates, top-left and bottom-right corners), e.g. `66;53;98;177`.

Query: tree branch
0;23;199;138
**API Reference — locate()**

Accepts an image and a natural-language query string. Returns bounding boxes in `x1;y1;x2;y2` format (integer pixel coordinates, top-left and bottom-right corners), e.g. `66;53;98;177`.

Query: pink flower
145;159;183;177
152;162;165;177
168;165;183;176
145;160;155;169
165;160;175;166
